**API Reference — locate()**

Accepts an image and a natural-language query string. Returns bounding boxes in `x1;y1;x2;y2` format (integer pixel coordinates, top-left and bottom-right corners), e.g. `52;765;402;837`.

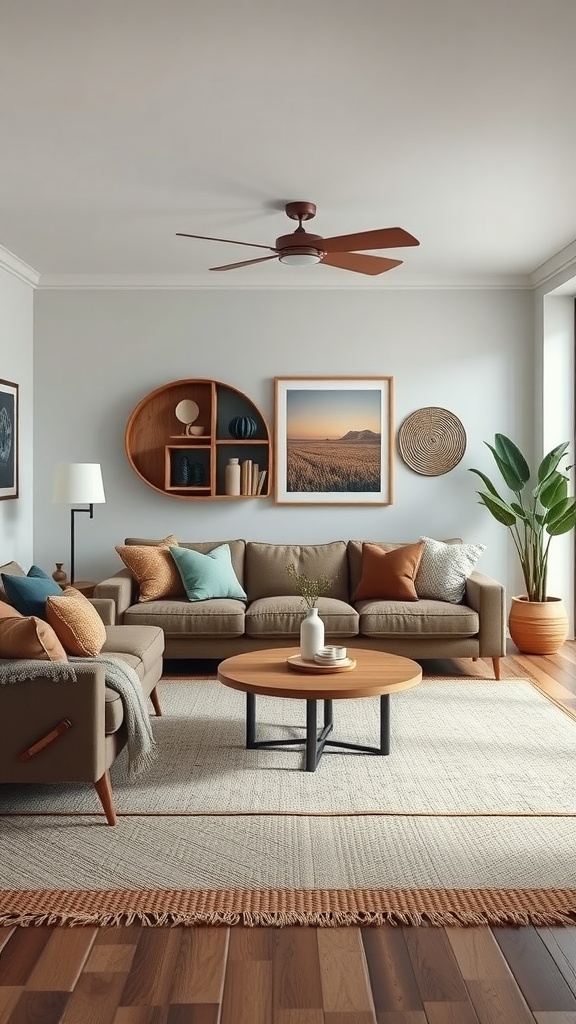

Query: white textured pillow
415;537;485;603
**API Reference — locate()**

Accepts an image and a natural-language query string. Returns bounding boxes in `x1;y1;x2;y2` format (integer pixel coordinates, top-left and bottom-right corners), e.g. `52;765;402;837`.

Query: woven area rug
2;676;576;926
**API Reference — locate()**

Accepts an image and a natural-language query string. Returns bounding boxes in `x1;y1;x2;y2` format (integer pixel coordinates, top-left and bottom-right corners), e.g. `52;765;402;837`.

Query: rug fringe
2;906;576;928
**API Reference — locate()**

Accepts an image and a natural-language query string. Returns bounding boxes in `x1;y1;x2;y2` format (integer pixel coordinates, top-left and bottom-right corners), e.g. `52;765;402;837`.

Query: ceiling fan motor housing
275;230;325;260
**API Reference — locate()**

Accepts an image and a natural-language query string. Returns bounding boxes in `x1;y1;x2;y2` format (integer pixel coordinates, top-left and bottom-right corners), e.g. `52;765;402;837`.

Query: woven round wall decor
397;407;467;476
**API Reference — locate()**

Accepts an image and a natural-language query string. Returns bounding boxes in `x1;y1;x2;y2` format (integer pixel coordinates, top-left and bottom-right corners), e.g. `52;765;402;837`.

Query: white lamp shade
53;463;106;504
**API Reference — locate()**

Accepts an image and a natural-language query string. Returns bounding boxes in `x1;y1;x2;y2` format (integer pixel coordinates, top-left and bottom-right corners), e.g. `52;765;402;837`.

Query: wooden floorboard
3;644;576;1021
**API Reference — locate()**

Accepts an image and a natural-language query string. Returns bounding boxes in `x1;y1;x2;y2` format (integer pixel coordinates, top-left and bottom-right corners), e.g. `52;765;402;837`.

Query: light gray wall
33;287;533;599
0;267;34;567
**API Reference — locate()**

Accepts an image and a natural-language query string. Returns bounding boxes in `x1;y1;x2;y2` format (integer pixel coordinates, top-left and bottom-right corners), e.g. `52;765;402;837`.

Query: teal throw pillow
28;565;54;580
169;544;247;602
0;570;63;619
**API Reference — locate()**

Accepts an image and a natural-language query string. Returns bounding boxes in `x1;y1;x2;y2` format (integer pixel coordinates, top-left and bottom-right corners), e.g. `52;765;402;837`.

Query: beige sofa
95;538;506;678
0;560;165;825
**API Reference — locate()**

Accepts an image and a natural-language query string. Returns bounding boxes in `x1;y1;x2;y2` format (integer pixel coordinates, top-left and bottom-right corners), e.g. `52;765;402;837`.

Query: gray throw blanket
0;655;157;776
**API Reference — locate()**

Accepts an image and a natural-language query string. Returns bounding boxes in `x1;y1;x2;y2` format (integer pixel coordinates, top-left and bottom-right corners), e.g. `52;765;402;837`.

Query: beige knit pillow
45;587;106;657
115;534;185;602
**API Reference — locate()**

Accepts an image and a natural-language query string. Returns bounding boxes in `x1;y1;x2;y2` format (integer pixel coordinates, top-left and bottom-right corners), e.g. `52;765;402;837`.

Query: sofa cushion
357;599;479;638
169;543;247;601
0;570;63;619
245;596;359;638
123;598;245;638
45;587;107;656
353;541;424;602
0;615;68;661
102;624;165;678
115;535;184;602
415;537;486;603
245;542;349;601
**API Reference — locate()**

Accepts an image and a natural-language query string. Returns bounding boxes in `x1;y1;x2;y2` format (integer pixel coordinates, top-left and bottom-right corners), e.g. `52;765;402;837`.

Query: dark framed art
0;378;19;500
274;376;394;505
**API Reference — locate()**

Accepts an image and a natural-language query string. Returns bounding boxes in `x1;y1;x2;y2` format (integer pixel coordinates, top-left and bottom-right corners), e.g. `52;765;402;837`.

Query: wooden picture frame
0;378;18;500
274;376;394;505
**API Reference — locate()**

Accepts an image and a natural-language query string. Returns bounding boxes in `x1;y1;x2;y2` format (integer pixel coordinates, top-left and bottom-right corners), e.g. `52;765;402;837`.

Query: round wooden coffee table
217;647;422;772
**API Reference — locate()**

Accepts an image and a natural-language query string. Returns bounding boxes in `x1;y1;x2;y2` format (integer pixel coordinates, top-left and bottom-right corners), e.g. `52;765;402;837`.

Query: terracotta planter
508;595;569;655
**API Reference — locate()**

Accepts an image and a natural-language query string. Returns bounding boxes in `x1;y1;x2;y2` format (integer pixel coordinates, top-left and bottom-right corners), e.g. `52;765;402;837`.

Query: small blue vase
229;415;257;439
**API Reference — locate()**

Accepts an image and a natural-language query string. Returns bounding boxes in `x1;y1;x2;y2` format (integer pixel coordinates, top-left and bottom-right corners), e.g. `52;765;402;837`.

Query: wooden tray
286;655;357;674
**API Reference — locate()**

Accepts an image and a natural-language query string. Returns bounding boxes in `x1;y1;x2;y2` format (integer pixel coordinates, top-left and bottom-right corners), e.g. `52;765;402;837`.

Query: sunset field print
274;377;393;505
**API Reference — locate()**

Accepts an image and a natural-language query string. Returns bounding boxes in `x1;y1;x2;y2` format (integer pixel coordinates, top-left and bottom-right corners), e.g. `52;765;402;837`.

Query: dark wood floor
3;642;576;1023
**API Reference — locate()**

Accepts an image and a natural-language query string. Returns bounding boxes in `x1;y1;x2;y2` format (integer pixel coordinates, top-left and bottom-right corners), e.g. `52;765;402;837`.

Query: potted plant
469;433;576;654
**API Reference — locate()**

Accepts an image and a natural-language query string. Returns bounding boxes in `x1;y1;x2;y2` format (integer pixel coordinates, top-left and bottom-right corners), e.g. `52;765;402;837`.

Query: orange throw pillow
0;599;22;620
353;541;425;602
115;535;184;602
0;616;68;661
45;587;106;657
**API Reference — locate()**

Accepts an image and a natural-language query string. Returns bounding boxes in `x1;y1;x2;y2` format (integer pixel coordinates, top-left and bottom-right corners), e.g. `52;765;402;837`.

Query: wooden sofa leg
492;657;501;680
150;686;162;716
95;772;117;826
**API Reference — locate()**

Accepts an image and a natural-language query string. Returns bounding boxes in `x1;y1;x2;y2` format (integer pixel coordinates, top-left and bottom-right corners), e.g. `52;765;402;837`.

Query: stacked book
240;460;267;495
313;645;348;666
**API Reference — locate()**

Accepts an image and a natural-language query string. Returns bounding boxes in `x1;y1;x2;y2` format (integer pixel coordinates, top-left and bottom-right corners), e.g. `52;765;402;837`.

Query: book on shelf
241;459;252;495
251;463;259;495
256;469;267;495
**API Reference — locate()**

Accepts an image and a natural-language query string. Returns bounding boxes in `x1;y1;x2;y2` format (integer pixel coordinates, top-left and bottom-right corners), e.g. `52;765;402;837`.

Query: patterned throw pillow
0;616;68;661
115;535;184;602
353;541;425;602
169;543;247;602
45;587;107;657
415;537;485;603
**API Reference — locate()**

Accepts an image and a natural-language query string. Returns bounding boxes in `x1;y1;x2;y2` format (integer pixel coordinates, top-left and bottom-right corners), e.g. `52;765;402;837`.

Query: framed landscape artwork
274;376;393;505
0;378;18;500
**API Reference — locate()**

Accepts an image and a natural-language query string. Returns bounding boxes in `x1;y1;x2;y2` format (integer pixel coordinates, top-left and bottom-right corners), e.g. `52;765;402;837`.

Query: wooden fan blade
176;232;275;253
210;255;279;272
320;227;419;253
320;252;403;276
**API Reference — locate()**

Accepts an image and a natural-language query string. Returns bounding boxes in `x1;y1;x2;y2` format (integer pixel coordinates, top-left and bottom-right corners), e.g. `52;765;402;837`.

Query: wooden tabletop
217;647;422;700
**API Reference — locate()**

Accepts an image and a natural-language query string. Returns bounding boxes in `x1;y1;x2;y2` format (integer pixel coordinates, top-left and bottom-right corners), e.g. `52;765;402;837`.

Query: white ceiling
2;0;576;288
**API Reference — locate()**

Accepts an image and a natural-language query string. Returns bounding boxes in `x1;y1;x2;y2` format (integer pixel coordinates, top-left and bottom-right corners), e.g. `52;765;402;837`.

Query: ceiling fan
176;201;419;276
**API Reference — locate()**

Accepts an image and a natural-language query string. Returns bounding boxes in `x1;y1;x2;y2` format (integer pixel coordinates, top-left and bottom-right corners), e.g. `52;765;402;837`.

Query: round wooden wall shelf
125;378;271;500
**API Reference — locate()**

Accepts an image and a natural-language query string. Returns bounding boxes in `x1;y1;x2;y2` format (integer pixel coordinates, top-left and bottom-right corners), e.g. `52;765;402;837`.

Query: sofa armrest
0;665;109;784
93;569;134;623
465;570;506;657
89;597;115;626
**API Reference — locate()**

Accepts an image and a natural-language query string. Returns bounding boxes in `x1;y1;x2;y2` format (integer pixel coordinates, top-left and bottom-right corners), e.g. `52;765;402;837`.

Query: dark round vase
229;415;257;439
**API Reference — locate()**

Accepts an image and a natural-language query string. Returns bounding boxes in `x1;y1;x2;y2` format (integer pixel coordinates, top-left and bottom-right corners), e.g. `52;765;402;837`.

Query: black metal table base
245;692;390;772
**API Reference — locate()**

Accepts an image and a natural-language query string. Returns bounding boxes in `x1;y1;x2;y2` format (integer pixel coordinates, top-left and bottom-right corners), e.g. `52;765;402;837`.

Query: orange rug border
1;888;576;928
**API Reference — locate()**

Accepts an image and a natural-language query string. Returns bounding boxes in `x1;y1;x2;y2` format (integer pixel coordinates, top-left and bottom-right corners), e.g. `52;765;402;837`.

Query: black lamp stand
69;504;94;585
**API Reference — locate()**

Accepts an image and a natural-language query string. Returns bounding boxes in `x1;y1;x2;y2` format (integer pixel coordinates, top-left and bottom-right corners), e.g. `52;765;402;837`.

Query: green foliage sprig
469;433;576;602
286;563;337;610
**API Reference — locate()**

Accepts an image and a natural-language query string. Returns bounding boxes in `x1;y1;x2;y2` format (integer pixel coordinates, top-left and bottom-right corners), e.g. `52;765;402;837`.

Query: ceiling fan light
279;250;322;267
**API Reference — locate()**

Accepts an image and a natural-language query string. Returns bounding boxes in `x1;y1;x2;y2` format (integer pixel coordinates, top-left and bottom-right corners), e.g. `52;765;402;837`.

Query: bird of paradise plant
469;434;576;602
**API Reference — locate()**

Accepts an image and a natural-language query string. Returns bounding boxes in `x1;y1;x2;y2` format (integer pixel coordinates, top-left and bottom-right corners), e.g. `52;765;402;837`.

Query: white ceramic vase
300;606;325;661
224;457;241;496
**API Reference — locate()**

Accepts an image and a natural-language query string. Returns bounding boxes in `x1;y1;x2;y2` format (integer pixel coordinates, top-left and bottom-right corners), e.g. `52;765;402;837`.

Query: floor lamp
53;463;106;584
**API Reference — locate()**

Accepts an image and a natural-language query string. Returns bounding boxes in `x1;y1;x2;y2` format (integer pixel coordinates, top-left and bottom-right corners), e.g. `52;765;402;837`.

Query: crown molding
530;239;576;290
36;271;532;290
0;244;40;287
